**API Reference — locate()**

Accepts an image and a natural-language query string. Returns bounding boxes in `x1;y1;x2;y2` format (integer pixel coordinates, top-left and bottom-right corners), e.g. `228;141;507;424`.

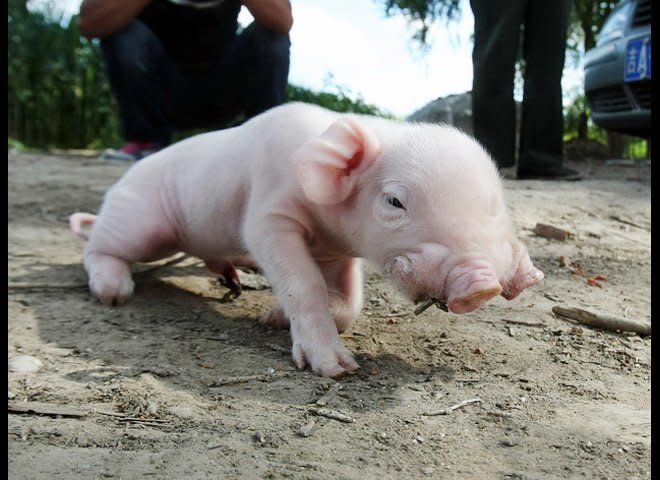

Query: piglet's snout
444;262;502;314
501;267;544;300
500;253;545;300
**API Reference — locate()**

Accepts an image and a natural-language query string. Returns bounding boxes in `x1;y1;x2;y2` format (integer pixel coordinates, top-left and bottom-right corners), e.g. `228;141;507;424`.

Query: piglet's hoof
292;340;359;378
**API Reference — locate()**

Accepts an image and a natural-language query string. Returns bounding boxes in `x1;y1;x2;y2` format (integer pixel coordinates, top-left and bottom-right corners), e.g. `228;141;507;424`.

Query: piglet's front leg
245;225;359;378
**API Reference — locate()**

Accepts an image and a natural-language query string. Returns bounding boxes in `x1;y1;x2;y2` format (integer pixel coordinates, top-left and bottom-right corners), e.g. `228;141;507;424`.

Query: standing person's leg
100;20;183;158
470;0;526;169
517;0;579;179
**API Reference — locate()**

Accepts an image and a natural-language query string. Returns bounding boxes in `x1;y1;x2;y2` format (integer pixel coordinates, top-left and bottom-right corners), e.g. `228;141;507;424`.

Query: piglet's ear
294;116;381;205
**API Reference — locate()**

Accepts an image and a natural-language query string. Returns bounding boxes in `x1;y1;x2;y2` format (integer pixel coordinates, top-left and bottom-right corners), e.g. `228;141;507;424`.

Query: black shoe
517;166;582;181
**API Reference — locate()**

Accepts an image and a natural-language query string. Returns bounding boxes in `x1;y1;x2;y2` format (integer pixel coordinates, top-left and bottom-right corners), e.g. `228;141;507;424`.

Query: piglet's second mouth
413;297;448;315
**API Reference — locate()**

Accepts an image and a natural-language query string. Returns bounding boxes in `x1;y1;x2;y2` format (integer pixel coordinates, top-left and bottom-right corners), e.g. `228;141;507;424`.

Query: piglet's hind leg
84;252;134;306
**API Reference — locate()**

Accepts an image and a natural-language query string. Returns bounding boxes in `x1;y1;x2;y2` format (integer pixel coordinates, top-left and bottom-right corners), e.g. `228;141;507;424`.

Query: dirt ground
8;150;651;479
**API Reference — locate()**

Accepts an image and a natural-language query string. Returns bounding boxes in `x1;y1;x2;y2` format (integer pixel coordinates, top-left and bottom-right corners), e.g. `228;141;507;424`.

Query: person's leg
517;0;575;177
187;21;290;128
100;20;183;148
234;22;291;118
470;0;526;169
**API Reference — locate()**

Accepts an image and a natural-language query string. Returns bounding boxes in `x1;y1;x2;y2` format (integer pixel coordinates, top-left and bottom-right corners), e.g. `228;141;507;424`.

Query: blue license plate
624;36;651;82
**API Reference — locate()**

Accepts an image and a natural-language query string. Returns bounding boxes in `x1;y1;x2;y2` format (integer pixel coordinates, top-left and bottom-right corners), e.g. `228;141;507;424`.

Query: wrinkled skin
69;102;543;378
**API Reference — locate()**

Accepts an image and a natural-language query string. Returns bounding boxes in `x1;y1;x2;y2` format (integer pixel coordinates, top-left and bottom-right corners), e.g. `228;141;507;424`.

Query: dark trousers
470;0;571;172
101;21;290;146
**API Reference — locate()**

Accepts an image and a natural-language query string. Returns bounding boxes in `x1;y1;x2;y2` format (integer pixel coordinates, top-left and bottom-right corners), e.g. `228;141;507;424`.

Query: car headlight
596;1;634;46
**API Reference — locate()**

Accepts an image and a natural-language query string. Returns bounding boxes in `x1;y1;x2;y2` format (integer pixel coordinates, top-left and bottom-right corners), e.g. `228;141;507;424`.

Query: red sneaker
101;141;162;162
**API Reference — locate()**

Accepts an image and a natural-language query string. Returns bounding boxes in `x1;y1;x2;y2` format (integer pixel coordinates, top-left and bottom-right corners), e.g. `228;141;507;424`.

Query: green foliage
563;93;590;139
566;0;617;68
625;137;648;160
287;75;394;118
381;0;461;47
8;137;28;152
8;0;122;149
563;93;648;160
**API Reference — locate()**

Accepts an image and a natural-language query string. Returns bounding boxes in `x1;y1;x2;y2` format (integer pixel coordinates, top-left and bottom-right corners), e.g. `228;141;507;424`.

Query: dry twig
552;306;651;336
8;401;88;417
609;215;646;230
308;407;354;423
414;298;449;315
423;398;482;416
363;311;408;318
314;383;343;406
210;369;293;387
502;319;547;327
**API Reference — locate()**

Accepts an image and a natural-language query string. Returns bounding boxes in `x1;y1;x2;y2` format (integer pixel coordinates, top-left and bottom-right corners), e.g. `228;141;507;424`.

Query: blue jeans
101;20;291;146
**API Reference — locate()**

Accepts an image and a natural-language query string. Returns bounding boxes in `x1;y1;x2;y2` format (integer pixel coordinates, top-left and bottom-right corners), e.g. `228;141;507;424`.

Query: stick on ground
502;319;547;327
552;306;651;336
8;401;89;418
414;298;449;315
210;370;293;387
423;398;482;416
308;407;354;423
314;383;343;406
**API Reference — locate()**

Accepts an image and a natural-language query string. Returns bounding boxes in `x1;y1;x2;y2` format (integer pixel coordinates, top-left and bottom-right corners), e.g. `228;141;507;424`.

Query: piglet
69;102;544;378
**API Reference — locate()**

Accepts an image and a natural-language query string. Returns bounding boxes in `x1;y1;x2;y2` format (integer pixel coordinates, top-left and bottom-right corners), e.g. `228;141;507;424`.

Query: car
583;0;651;138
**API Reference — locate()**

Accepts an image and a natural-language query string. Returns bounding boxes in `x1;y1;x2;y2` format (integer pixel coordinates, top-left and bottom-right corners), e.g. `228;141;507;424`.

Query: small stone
422;466;435;475
500;438;518;447
297;420;316;438
168;405;194;419
254;431;265;443
8;355;43;373
146;401;158;416
43;345;74;357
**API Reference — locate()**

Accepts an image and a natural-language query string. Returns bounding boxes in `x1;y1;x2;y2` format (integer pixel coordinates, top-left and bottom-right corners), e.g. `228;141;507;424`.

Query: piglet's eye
386;195;406;210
